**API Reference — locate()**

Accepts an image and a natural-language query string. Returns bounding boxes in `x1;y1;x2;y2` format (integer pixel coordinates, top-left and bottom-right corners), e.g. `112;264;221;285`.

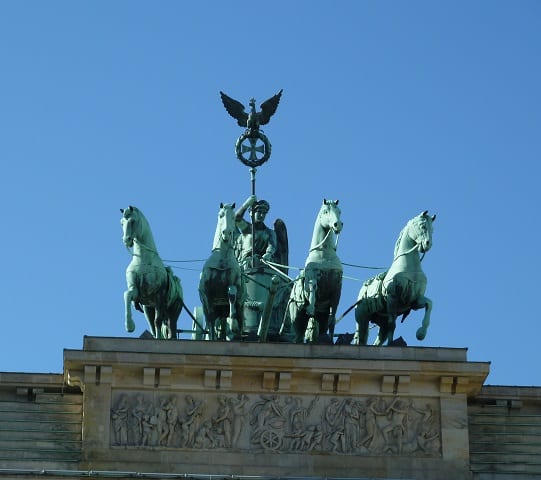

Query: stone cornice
64;337;489;397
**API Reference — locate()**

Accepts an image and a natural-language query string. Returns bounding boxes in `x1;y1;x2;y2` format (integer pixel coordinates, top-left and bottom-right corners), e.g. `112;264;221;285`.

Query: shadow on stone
388;336;407;347
335;332;355;345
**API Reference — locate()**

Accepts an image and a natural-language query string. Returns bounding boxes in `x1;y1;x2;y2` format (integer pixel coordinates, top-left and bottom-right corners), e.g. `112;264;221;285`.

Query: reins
124;238;160;258
126;239;207;264
309;228;334;252
392;243;421;262
392;243;427;263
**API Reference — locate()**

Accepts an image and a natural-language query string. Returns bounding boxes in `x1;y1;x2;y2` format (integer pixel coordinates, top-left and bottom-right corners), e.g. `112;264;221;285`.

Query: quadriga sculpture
121;206;183;339
199;203;245;340
355;211;436;346
287;200;343;343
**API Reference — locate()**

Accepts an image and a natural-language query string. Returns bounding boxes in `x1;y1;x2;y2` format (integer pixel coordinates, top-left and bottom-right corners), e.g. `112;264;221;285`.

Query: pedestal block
64;337;489;480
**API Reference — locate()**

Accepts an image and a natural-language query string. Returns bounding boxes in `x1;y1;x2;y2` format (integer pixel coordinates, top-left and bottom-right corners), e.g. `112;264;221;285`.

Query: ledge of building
79;335;469;361
63;336;490;398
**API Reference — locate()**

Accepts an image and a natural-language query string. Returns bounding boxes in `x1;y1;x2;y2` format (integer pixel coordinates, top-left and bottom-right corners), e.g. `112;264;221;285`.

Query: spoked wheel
260;429;282;451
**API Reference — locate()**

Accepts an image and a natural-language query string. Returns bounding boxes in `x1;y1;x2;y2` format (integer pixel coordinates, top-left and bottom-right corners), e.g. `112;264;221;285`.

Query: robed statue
235;195;289;340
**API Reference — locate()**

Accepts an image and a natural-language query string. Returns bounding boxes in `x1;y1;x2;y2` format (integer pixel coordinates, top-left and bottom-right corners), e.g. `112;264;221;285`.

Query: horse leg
373;321;386;346
387;313;397;344
354;301;370;345
207;318;214;340
159;305;176;340
379;296;399;346
327;306;335;340
235;293;244;340
279;297;293;338
124;287;137;333
291;303;307;344
165;273;183;340
152;302;169;339
226;285;238;340
143;306;157;338
303;276;319;343
217;310;227;341
306;277;316;318
166;298;183;340
207;315;216;341
198;281;214;340
327;273;342;342
305;316;319;343
415;296;432;341
374;315;394;347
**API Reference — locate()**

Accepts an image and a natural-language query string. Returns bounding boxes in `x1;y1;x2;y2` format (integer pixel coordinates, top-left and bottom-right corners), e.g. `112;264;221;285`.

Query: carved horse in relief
121;206;183;339
287;200;343;343
199;203;245;340
355;211;436;346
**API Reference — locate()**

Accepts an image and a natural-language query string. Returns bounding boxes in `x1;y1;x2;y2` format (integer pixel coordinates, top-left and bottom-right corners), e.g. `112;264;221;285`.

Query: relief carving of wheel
260;429;282;451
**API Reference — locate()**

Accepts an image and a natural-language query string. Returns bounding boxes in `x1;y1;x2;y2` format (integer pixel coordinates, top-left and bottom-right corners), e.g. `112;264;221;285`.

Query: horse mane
212;203;235;251
127;206;157;250
393;227;405;259
393;214;432;258
393;219;412;259
132;207;148;234
212;215;222;251
310;202;336;250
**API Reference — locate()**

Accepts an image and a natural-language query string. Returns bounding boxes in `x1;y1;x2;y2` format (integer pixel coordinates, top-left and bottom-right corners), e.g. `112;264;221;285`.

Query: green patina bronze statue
235;195;277;269
234;195;289;340
220;90;282;168
355;211;436;346
121;206;183;339
198;203;245;341
118;91;438;348
220;90;283;136
284;200;343;343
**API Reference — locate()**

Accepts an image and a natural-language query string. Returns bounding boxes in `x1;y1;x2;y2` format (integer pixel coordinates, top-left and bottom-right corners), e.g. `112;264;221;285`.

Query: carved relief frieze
110;392;441;456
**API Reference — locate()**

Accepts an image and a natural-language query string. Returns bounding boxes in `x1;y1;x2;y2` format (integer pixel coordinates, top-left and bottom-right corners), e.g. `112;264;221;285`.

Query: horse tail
165;266;183;310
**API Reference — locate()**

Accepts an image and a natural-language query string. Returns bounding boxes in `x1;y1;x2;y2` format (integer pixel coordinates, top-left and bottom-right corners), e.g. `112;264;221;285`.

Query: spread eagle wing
258;89;283;126
220;91;248;127
273;218;289;275
271;218;292;340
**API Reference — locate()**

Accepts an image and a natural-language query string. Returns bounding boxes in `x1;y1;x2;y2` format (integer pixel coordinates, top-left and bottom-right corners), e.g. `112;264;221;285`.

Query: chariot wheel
260;429;282;451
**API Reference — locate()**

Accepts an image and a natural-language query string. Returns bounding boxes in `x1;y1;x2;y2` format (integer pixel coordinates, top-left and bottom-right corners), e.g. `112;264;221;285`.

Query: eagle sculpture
220;90;283;135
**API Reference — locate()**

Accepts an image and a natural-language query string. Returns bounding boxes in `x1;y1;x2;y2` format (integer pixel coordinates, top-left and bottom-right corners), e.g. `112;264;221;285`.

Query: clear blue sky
0;2;539;386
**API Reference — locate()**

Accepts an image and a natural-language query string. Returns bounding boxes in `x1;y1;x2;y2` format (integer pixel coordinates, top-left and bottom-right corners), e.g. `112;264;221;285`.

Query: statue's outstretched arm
235;195;257;222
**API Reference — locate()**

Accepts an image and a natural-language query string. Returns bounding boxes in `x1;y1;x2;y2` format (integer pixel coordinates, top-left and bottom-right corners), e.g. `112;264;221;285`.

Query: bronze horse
121;206;183;339
199;203;245;340
355;211;435;346
287;200;343;343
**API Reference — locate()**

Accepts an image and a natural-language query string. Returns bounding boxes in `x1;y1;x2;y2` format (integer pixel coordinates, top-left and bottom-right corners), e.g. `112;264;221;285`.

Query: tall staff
219;90;283;266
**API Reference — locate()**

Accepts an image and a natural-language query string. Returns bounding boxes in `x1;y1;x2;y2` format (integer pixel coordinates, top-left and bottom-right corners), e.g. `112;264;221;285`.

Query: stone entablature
5;342;541;480
62;337;489;480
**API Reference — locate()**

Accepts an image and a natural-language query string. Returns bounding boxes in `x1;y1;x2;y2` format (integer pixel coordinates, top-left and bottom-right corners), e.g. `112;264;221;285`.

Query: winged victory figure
220;90;283;136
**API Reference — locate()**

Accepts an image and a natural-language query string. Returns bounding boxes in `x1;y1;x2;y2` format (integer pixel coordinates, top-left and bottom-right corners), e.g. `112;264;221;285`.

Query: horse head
408;210;436;253
319;199;343;234
120;205;140;248
214;202;236;248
